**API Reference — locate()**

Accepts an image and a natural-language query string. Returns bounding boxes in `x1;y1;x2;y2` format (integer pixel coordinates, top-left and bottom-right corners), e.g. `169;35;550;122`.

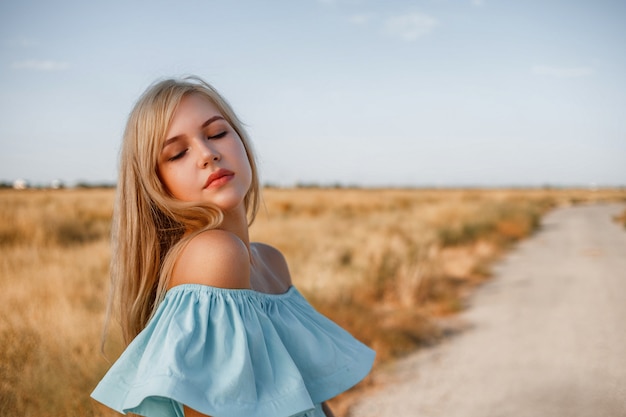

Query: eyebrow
162;116;225;148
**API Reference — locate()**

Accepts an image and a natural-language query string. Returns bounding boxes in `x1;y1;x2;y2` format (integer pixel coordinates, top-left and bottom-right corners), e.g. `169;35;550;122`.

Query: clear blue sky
1;0;624;187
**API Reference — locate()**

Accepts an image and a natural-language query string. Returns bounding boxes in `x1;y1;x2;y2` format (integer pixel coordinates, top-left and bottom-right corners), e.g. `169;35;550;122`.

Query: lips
204;168;234;189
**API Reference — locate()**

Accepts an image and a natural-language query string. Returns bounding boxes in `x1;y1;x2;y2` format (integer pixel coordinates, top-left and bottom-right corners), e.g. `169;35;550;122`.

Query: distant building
51;179;64;189
13;179;29;190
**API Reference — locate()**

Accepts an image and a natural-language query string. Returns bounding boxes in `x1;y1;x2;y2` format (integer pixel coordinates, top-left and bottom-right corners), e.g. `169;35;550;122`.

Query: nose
196;137;220;167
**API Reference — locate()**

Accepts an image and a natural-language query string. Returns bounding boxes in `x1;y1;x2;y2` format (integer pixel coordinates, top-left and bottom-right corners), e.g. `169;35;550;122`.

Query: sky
0;0;625;187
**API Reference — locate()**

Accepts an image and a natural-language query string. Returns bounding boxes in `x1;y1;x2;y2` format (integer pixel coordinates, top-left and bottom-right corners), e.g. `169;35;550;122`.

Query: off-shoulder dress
91;284;375;417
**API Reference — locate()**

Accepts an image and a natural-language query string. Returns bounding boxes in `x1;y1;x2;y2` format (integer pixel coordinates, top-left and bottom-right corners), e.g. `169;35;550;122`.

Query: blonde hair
106;76;260;346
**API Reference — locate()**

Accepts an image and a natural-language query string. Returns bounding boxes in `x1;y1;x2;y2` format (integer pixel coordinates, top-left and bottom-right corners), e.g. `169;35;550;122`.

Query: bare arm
184;405;211;417
322;402;336;417
185;403;334;417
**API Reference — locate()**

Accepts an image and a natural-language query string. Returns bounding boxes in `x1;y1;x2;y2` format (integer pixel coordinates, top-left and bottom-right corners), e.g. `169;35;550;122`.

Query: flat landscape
1;187;624;416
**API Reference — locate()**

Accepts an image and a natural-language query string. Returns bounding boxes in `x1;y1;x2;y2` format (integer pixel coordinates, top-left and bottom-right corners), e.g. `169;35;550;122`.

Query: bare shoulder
252;242;292;288
169;229;251;289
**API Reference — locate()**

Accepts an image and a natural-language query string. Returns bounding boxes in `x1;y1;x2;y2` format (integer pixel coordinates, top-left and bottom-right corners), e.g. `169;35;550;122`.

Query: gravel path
353;203;626;417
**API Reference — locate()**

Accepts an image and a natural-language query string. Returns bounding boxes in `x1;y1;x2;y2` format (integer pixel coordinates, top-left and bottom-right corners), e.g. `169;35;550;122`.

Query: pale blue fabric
91;285;375;417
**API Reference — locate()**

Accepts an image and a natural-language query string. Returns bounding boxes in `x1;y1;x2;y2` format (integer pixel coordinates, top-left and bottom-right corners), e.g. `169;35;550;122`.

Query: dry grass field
1;187;624;417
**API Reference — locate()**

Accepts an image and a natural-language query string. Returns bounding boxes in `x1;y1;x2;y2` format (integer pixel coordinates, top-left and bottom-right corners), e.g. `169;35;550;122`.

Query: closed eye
208;131;227;139
168;149;188;161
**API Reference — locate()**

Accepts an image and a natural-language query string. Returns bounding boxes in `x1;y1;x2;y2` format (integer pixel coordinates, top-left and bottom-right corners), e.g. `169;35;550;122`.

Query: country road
352;203;626;417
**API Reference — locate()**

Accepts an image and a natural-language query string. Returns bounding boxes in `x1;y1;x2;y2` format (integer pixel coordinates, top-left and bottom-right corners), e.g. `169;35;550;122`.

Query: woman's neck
218;204;251;251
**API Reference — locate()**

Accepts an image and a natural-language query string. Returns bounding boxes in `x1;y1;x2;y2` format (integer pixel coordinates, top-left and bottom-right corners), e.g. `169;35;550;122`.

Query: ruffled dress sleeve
91;285;375;417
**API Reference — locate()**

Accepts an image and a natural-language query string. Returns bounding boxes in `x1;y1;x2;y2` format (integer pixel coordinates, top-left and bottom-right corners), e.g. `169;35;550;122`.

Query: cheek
238;150;253;186
230;139;253;180
159;166;188;198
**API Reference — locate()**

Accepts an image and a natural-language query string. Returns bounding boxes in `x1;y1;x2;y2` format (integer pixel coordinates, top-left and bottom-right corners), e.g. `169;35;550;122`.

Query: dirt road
353;203;626;417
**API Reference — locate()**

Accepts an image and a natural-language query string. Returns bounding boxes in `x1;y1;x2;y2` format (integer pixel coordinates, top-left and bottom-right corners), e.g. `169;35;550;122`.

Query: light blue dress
91;284;375;417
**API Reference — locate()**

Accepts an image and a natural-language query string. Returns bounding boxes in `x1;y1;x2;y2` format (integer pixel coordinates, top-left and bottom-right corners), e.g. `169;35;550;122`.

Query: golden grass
614;208;626;228
0;187;624;416
0;189;117;416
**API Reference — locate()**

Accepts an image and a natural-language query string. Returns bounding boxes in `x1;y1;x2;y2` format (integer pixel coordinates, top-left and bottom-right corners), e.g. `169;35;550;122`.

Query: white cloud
471;0;486;7
349;13;374;25
383;13;439;41
531;65;593;78
11;60;70;71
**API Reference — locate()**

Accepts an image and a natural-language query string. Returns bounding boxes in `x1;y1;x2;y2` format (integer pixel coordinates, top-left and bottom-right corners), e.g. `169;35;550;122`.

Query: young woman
91;76;375;417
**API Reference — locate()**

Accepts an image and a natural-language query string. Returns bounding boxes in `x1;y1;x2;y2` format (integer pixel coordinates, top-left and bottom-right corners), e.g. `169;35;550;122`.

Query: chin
209;195;246;212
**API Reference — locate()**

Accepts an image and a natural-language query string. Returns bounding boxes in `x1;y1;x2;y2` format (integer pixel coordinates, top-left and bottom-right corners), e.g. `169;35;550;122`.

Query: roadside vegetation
1;187;624;416
614;208;626;228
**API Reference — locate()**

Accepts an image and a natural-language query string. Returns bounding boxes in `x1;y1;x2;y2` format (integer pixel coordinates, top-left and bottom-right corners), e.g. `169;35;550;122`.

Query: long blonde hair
106;76;260;346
